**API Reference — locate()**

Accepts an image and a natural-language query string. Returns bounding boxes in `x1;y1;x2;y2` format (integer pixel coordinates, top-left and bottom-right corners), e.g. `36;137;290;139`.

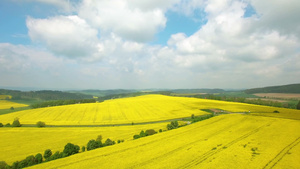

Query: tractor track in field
179;121;274;169
20;114;213;127
262;136;300;169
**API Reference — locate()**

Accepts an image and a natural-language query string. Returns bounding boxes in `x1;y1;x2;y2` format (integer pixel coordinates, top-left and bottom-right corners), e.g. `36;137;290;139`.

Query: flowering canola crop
28;114;300;169
0;122;168;165
0;100;28;110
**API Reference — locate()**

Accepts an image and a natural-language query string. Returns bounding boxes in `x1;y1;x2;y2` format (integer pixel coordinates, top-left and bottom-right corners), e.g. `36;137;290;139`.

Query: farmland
28;114;300;169
0;95;211;125
0;122;168;165
0;94;299;168
0;94;298;125
0;100;28;110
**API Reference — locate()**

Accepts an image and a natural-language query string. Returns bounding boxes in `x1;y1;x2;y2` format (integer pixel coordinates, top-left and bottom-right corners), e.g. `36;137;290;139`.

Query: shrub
145;129;157;136
96;135;102;142
43;149;52;159
36;121;46;127
35;153;43;164
12;118;21;127
133;134;140;139
273;110;280;113
139;130;147;137
87;139;102;151
10;107;14;110
81;146;86;152
167;121;179;130
0;123;3;127
0;161;8;169
104;138;115;146
4;123;10;127
191;114;195;119
63;143;80;156
159;129;162;132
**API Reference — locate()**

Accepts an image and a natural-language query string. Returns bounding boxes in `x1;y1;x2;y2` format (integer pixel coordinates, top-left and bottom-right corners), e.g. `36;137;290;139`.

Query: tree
0;123;3;127
145;129;156;136
35;153;43;164
36;121;46;127
297;100;300;110
10;107;14;110
191;114;195;119
86;140;102;151
133;134;140;139
139;130;147;137
44;149;52;159
0;161;8;169
63;143;80;156
96;135;102;142
12;118;21;127
104;138;115;146
81;146;86;152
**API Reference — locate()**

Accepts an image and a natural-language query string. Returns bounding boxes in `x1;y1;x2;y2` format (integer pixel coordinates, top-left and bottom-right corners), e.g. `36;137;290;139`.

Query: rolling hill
244;83;300;94
28;113;300;169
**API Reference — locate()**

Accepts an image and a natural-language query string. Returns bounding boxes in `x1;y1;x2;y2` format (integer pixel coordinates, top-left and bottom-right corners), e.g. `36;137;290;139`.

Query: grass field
0;122;168;165
27;114;300;169
0;100;28;110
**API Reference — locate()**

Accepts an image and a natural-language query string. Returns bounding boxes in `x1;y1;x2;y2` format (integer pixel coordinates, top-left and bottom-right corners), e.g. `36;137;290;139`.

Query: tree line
30;99;97;108
0;135;121;169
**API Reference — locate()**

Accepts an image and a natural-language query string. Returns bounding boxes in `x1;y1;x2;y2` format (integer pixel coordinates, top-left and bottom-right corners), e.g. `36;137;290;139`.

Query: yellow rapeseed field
0;95;211;125
28;114;300;169
0;95;12;100
0;100;28;110
1;94;299;125
0;122;168;165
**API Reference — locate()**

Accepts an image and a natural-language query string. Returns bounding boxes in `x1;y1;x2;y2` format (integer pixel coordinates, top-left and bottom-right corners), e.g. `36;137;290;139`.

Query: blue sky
0;0;299;90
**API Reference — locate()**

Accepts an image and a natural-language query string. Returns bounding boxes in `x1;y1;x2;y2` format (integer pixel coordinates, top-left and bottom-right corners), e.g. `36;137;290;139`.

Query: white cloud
26;15;99;58
78;0;169;42
6;0;299;89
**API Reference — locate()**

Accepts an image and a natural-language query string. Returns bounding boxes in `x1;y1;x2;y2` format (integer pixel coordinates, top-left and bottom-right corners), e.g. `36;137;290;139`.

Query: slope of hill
0;100;28;110
28;114;300;169
244;84;300;94
0;122;168;165
0;89;93;100
1;94;299;126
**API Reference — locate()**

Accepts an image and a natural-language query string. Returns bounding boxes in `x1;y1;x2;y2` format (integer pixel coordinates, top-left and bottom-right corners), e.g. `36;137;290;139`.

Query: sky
0;0;299;90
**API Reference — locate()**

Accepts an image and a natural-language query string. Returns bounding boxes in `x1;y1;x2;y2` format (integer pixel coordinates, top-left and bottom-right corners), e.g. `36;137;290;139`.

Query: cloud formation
2;0;299;89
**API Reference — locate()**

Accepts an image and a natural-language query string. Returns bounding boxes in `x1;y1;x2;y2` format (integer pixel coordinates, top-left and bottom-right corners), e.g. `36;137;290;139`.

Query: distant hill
170;89;225;94
69;89;138;97
244;83;300;94
0;89;93;100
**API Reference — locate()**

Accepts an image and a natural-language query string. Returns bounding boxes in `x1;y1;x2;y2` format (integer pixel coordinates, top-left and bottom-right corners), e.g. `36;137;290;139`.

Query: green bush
133;134;140;139
159;129;162;132
139;130;147;137
35;153;43;164
36;121;46;127
273;110;280;113
167;121;178;130
86;139;102;151
43;149;52;159
12;118;21;127
4;123;10;127
0;123;3;127
0;161;8;169
63;143;80;156
104;138;115;146
81;146;86;152
145;129;157;136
